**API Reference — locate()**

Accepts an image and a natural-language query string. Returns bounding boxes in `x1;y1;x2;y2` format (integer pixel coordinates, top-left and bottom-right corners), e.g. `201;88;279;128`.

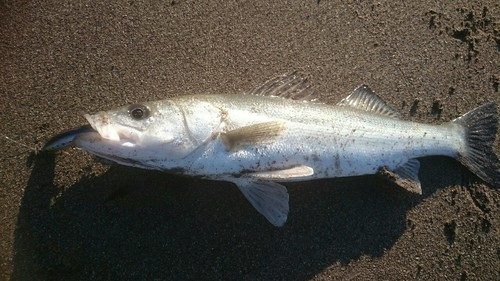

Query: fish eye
129;104;150;120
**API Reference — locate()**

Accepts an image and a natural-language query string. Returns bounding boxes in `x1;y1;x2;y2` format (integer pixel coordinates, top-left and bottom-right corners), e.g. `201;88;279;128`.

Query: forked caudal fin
452;102;500;187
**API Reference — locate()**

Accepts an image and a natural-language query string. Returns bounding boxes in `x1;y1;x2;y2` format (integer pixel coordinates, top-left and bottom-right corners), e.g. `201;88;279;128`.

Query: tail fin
452;103;500;188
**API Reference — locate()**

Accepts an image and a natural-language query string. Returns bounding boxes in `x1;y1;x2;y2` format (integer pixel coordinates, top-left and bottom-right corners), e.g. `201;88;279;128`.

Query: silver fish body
71;73;500;226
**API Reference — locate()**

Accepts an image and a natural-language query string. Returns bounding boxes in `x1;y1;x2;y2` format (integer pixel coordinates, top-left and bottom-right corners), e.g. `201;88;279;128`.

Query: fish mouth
84;112;140;147
74;131;147;166
74;112;156;167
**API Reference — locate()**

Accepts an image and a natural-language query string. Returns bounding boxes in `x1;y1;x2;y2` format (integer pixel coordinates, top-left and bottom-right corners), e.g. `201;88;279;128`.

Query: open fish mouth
84;112;140;147
73;131;147;166
75;112;166;167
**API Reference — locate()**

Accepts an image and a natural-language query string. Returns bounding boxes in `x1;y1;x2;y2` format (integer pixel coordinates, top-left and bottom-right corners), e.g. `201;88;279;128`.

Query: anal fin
231;178;289;226
377;159;422;194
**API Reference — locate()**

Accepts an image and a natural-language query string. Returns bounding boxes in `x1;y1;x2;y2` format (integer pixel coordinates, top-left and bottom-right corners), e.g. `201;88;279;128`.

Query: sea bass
48;73;500;226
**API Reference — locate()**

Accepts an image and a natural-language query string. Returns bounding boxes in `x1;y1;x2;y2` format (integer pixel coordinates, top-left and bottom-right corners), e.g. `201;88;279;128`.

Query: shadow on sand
11;153;465;280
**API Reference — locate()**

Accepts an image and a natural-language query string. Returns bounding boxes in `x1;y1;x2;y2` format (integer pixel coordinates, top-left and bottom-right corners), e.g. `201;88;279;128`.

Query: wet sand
1;1;499;280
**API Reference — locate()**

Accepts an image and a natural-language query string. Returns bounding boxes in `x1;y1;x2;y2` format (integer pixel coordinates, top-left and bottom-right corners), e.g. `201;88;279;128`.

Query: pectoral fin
249;165;314;180
377;159;422;194
221;121;286;151
231;178;289;226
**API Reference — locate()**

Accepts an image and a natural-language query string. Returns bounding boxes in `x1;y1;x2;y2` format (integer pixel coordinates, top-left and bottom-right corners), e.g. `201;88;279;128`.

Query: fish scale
183;98;461;179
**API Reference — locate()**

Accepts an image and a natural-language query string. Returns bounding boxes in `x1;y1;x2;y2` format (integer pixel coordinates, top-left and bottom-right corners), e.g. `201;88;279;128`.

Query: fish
42;125;94;152
54;72;500;226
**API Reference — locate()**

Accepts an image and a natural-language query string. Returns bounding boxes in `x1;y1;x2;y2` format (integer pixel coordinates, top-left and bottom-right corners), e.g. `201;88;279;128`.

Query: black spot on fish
312;153;320;162
334;153;341;172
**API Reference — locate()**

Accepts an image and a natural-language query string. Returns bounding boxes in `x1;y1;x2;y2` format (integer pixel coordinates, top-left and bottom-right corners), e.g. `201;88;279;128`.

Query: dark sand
1;1;499;280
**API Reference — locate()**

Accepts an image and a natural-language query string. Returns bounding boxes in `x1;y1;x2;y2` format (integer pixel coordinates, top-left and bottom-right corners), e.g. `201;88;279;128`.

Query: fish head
74;100;199;166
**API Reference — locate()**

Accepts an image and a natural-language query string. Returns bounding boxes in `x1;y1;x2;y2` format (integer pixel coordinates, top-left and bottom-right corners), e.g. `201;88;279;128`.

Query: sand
1;1;499;280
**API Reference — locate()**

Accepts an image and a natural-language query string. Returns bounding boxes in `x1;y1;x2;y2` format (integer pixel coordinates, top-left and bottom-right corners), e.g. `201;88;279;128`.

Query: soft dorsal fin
246;72;318;102
337;85;400;118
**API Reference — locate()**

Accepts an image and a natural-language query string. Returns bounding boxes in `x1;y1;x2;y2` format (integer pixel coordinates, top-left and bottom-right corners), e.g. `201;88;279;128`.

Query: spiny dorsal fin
247;72;318;102
220;121;286;151
338;85;400;118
